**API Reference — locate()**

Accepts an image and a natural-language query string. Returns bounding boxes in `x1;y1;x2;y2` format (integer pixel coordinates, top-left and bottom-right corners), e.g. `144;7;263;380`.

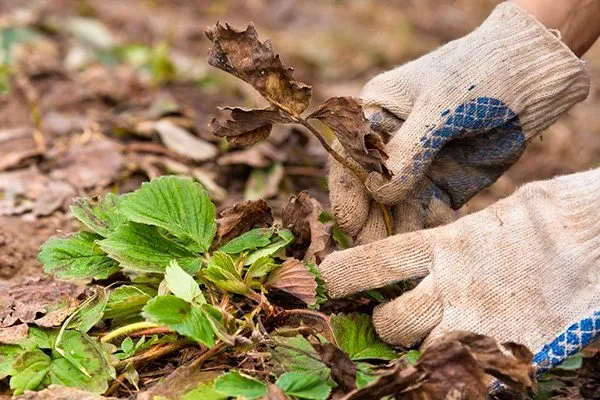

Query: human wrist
511;0;600;56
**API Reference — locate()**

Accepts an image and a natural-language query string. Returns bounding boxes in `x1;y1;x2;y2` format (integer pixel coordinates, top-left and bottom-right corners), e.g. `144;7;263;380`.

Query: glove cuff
474;2;590;135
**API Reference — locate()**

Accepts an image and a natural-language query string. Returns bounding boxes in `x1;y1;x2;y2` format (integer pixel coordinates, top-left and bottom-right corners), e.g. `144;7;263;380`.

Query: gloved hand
329;2;590;243
320;168;600;373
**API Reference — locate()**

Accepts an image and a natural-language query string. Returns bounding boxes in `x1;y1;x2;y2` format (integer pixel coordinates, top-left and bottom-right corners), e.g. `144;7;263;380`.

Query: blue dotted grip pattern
533;311;600;373
413;96;526;209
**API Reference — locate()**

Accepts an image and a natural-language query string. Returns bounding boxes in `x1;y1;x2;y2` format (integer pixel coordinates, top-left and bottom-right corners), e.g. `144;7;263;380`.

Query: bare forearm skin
512;0;600;56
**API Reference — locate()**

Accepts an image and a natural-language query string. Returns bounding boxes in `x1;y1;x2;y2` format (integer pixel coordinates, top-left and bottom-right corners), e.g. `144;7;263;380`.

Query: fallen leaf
313;342;357;393
342;331;535;400
138;366;222;400
49;138;124;189
155;119;218;162
0;324;28;344
266;259;317;305
244;164;284;201
218;142;286;168
206;23;311;115
308;97;391;178
0;277;83;328
264;383;288;400
210;106;291;147
216;199;273;245
282;191;330;263
17;385;119;400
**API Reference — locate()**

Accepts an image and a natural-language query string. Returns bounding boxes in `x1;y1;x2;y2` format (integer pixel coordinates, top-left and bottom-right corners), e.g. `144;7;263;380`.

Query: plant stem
115;341;188;371
266;99;394;236
101;322;161;343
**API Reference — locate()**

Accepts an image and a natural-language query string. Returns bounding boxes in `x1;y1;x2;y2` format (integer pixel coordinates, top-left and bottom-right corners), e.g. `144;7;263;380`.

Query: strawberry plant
0;176;400;398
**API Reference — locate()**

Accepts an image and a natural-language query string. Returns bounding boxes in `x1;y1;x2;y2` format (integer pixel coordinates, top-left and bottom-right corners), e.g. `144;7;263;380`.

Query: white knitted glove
329;2;590;243
320;169;600;373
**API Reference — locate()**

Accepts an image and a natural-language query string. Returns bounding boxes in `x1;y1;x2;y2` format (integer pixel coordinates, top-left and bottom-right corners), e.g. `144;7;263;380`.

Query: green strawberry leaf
38;232;120;280
10;330;114;395
330;313;398;361
401;350;421;365
0;345;24;379
276;372;332;400
70;193;126;237
245;229;293;265
165;260;205;304
214;371;267;399
306;262;328;308
66;287;108;333
104;285;157;320
204;252;248;295
99;222;201;273
270;335;328;374
9;349;51;396
244;256;278;286
142;295;214;347
182;382;227;400
119;176;216;252
219;228;273;254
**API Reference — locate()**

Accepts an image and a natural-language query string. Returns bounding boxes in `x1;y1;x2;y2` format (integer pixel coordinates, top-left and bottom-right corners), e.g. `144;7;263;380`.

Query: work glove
329;2;590;243
320;168;600;373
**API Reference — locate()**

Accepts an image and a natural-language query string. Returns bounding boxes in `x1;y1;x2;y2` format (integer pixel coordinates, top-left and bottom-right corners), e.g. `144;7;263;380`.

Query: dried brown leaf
216;199;274;245
282;191;330;263
342;331;535;400
138;366;222;400
210;107;291;147
206;22;312;115
49;138;124;189
0;277;83;328
218;142;286;168
313;342;357;393
263;383;288;400
266;258;317;305
309;97;391;178
17;385;118;400
0;324;29;344
155;119;218;161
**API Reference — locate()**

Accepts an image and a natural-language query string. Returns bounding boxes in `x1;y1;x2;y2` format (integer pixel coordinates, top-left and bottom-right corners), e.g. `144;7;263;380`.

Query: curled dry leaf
266;258;317;305
205;22;311;115
342;331;535;400
138;367;222;400
282;191;330;263
216;199;274;245
308;97;391;178
210;107;291;147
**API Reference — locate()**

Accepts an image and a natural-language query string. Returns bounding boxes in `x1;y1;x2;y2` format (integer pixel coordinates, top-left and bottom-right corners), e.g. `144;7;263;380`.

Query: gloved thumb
318;228;436;298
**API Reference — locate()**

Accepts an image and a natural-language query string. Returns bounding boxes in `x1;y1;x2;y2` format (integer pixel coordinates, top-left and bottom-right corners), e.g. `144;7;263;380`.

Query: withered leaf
309;97;391;178
0;277;83;328
210;107;291;147
216;199;273;245
342;331;535;400
206;23;312;115
263;383;288;400
266;258;317;305
313;342;357;393
0;324;28;344
282;191;330;263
